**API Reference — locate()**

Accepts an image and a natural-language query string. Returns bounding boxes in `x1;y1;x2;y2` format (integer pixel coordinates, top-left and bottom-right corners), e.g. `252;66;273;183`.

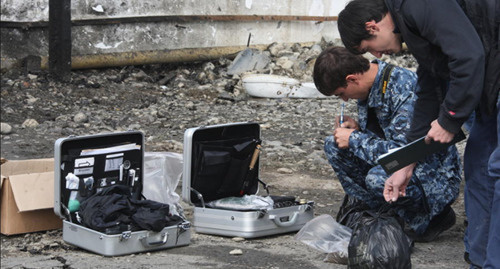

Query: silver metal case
182;122;314;238
54;131;190;256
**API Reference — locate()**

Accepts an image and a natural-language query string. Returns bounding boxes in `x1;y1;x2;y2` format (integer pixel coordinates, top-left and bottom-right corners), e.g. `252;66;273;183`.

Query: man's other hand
383;163;416;202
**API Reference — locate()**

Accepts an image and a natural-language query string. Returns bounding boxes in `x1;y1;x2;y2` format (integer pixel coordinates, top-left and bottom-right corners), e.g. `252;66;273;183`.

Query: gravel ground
1;42;469;268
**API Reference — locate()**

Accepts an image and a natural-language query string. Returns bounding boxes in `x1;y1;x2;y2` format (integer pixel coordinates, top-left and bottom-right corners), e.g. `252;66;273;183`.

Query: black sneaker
408;205;456;242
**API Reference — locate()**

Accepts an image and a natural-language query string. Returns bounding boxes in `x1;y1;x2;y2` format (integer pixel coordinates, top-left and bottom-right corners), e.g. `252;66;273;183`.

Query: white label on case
105;157;123;171
75;157;95;167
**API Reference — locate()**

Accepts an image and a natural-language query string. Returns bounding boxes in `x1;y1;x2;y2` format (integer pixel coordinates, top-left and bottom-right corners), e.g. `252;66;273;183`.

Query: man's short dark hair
313;46;370;96
338;0;388;54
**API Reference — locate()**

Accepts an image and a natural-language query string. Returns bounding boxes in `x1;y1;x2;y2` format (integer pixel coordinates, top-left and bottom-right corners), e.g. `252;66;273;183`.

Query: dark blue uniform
324;60;462;234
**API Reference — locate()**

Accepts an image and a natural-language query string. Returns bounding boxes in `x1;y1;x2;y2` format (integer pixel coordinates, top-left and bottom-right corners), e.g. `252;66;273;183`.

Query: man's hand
424;120;454;144
334;127;355;149
383;163;416;202
333;115;359;149
335;115;360;130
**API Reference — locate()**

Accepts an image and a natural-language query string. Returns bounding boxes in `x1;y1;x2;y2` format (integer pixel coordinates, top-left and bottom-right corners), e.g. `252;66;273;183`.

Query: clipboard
377;130;466;174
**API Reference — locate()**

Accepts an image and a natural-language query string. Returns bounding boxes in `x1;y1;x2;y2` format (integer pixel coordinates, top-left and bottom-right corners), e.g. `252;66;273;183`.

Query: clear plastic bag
143;152;183;216
206;195;274;211
295;214;352;264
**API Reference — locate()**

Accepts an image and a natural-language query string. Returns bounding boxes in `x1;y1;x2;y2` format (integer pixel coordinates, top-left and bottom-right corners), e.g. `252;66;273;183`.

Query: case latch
179;221;191;231
120;231;132;241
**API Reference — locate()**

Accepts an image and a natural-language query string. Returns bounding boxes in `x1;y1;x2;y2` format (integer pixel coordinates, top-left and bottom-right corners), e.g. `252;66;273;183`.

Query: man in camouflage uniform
313;47;461;239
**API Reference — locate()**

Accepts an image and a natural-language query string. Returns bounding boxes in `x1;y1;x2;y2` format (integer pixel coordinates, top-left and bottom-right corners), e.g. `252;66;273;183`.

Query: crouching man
313;46;461;241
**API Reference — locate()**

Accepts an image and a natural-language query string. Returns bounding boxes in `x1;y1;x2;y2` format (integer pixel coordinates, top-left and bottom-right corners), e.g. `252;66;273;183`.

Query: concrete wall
1;0;348;69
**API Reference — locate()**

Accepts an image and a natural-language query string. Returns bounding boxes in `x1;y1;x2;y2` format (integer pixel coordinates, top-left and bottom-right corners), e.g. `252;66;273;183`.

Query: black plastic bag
347;206;413;269
336;195;370;229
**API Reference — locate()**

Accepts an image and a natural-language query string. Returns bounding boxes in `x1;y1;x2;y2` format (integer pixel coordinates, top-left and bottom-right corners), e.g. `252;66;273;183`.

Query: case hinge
190;187;206;208
258;179;270;196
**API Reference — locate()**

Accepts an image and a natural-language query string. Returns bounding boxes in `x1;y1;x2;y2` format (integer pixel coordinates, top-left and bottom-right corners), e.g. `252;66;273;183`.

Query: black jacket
385;0;499;141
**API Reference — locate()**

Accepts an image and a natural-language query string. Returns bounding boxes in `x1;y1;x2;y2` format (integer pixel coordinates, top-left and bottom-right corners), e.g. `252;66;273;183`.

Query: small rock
276;57;294;70
128;123;141;130
260;123;271;129
185;101;195;110
132;70;148;80
277;168;293;174
229;249;243;255
232;237;245;242
207;117;221;125
203;62;215;71
26;96;38;105
73;112;88;123
22;119;39;128
1;122;12;134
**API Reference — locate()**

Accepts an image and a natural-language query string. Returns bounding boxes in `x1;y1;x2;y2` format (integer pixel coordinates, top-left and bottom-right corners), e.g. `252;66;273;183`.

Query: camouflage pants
324;135;462;234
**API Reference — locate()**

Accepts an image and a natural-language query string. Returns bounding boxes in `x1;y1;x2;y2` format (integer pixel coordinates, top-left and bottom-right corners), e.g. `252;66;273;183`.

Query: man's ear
365;20;379;35
346;74;359;84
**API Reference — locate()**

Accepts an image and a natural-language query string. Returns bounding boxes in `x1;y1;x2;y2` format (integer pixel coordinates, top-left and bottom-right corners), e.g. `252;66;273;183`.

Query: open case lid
54;131;144;218
182;122;261;205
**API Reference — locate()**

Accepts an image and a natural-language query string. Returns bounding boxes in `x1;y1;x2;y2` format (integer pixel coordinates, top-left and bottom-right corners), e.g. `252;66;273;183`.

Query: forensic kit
182;122;314;238
54;131;190;256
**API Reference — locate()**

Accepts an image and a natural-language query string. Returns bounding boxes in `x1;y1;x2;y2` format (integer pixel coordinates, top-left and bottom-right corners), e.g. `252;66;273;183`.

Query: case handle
140;232;168;247
269;212;299;227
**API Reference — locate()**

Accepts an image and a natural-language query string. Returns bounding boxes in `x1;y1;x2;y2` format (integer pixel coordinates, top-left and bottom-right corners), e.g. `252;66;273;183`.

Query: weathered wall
0;0;348;69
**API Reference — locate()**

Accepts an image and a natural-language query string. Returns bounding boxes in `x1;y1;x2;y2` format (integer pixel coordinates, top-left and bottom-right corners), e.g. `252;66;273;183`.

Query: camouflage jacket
348;60;419;166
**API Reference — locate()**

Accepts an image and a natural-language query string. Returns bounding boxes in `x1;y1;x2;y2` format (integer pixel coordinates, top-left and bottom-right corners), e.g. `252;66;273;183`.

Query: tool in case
182;122;314;238
54;131;190;256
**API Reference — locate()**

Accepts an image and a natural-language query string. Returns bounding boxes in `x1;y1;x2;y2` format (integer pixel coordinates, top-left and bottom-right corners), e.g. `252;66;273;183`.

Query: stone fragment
277;168;293;174
73;112;88;123
22;119;39;128
1;122;12;134
229;249;243;255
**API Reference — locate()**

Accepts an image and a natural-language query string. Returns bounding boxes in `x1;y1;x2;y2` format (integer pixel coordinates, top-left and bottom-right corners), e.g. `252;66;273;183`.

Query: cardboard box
1;158;62;235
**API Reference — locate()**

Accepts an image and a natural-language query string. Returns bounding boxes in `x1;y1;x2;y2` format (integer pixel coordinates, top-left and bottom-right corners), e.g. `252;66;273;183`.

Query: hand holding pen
334;102;360;148
335;103;360;130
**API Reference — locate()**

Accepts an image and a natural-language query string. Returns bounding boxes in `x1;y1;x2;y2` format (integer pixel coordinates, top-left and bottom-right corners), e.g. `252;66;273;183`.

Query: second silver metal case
54;131;190;256
182;122;314;238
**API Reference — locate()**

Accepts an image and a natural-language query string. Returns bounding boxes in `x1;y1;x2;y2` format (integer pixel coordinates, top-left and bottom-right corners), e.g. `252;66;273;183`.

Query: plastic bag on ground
295;214;352;264
143;152;183;216
336;195;370;229
348;209;413;269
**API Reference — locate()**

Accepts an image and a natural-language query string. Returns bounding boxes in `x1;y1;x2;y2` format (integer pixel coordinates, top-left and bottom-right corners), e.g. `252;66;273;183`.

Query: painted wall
0;0;349;69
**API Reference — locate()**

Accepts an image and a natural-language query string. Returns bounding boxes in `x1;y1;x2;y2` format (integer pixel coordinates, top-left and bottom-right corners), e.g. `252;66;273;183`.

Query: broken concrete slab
227;48;271;75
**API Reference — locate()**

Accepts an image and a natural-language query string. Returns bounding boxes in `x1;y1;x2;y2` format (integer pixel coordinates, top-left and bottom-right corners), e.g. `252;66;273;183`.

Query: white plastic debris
92;5;104;13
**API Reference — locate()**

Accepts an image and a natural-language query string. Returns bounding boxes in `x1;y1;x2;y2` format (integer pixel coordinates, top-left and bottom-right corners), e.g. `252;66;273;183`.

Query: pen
340;102;345;125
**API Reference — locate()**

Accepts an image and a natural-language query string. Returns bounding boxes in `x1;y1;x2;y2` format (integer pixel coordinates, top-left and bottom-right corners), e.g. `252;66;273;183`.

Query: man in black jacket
337;0;499;267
